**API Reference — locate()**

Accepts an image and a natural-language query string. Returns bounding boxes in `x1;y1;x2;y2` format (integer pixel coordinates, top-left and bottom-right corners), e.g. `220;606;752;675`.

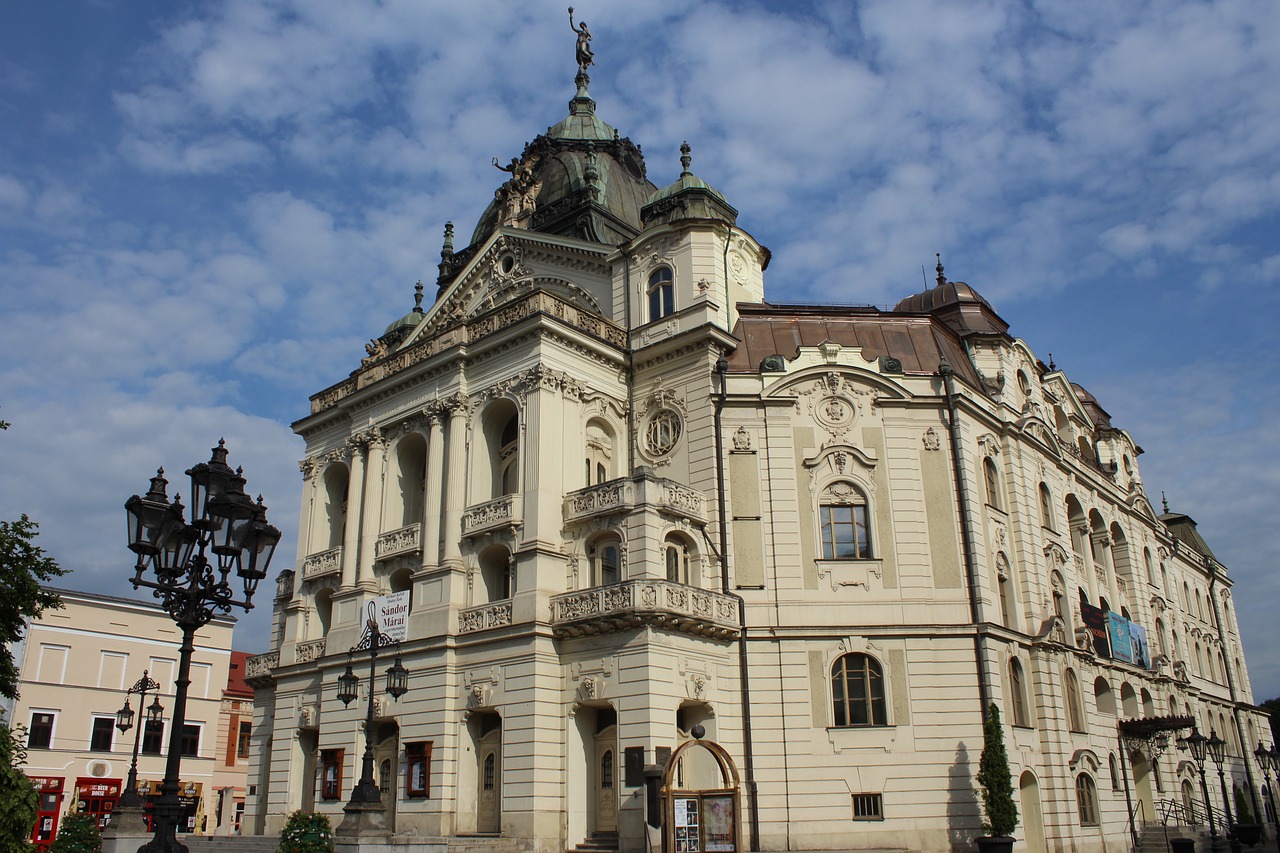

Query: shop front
74;778;122;832
138;780;205;833
28;776;65;851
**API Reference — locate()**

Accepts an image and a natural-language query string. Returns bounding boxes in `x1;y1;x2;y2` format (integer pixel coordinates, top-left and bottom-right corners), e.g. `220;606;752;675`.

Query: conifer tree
977;703;1018;837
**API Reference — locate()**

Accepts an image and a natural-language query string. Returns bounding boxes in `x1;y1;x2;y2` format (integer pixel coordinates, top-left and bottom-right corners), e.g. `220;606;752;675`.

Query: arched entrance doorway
1017;771;1046;853
1182;779;1196;820
373;721;400;829
570;705;618;847
471;712;502;834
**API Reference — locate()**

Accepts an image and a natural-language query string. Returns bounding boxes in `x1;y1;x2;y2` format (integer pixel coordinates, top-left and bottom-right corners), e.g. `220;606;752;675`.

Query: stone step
184;836;280;853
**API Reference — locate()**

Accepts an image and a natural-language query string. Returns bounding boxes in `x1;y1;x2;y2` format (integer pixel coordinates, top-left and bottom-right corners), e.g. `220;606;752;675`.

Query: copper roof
726;303;983;388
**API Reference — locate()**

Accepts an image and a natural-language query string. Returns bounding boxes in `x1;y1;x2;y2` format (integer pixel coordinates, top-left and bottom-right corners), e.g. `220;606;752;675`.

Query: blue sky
2;0;1278;703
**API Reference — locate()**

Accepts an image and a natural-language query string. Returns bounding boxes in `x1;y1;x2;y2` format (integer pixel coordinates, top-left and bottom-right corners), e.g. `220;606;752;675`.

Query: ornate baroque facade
244;52;1269;853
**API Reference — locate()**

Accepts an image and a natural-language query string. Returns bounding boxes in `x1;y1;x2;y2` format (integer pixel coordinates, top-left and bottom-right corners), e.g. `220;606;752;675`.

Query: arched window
584;420;615;486
983;457;1002;509
1108;754;1120;791
1143;548;1156;586
831;653;888;727
323;464;350;550
393;434;428;527
997;553;1017;628
600;749;614;789
499;414;519;495
1051;571;1068;626
648;267;674;321
1095;677;1116;716
819;482;871;559
1065;669;1084;732
483;753;496;790
1120;682;1138;718
665;535;693;585
1039;483;1054;530
1076;775;1099;825
591;537;621;587
1154;618;1166;658
1008;659;1029;727
479;545;514;603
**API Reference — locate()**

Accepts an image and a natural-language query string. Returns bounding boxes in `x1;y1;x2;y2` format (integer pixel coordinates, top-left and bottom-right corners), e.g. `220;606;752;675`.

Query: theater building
244;48;1270;853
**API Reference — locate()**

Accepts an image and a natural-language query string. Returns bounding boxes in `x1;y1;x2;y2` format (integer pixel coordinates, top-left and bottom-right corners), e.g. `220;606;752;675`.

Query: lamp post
125;441;281;853
1208;732;1239;829
335;616;409;835
1255;742;1280;853
1182;728;1222;848
114;672;164;819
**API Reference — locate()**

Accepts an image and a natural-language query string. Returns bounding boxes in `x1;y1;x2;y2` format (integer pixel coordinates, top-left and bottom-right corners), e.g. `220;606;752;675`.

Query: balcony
376;523;421;561
244;652;278;687
302;546;342;581
564;474;707;525
459;600;513;634
550;580;740;640
462;494;523;537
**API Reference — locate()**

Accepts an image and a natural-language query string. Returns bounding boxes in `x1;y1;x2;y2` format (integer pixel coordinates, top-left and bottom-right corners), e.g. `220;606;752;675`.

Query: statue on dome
568;7;594;73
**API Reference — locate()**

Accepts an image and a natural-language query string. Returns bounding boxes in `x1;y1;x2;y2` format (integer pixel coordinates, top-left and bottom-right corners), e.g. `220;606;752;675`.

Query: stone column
422;407;446;569
341;439;366;590
357;429;386;589
297;458;319;566
441;398;469;569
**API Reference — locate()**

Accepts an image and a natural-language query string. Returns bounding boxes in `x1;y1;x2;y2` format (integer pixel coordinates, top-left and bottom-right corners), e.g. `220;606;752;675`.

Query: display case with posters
28;776;64;851
662;735;741;853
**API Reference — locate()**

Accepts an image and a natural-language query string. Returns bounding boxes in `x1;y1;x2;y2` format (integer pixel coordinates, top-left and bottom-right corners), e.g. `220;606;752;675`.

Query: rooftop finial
1048;353;1056;371
569;8;594;75
680;141;692;176
1161;491;1169;514
437;221;456;284
935;252;946;287
413;280;424;314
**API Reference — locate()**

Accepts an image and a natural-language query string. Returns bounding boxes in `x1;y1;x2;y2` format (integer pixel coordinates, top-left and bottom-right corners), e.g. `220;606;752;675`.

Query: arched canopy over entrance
661;734;742;853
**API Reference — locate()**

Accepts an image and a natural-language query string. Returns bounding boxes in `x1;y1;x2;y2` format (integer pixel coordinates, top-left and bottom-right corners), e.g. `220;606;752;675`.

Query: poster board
366;591;409;642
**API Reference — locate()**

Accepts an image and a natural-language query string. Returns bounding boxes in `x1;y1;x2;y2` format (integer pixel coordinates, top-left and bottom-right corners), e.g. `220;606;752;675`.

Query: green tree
0;514;66;700
977;703;1018;837
47;812;99;853
0;708;37;853
1261;696;1280;746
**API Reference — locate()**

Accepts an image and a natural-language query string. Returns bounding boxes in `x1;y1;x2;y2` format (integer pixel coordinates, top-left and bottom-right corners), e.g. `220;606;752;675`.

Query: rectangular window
321;749;345;800
90;717;115;752
179;723;201;758
142;720;164;755
852;793;884;821
820;504;870;559
28;712;55;749
236;721;252;760
405;741;432;798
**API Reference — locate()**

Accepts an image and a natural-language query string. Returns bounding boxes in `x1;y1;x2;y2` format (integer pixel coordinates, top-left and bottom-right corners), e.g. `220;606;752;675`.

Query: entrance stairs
1133;825;1205;853
569;830;619;853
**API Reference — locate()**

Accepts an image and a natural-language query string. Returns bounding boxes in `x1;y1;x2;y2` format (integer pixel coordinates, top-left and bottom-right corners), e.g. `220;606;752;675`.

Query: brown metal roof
726;303;983;388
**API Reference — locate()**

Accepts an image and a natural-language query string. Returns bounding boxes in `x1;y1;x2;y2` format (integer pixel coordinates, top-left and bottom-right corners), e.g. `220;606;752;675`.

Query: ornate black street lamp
1254;742;1280;852
125;441;281;853
1207;730;1235;832
335;616;409;832
1182;728;1221;846
114;672;164;813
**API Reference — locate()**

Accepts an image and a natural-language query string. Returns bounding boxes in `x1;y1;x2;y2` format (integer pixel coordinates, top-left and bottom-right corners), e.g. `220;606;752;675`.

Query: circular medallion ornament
729;250;748;284
645;409;683;458
814;395;856;432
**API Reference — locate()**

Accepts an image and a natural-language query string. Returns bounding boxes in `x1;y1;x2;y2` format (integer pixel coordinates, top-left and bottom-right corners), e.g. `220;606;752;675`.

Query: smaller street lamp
1254;742;1280;853
115;672;165;812
1182;728;1221;845
335;615;410;835
1207;730;1235;832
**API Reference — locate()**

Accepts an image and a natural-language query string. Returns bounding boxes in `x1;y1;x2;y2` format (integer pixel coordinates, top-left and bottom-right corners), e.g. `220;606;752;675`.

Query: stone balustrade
564;474;707;524
550;579;739;639
462;494;522;536
295;639;326;664
302;546;342;581
375;523;421;561
459;601;514;634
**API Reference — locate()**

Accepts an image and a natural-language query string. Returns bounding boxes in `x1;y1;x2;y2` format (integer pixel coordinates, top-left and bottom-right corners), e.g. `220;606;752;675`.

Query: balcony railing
244;652;278;685
550;579;740;640
459;600;514;634
295;639;326;664
563;474;707;525
462;494;522;537
375;523;421;561
302;546;342;581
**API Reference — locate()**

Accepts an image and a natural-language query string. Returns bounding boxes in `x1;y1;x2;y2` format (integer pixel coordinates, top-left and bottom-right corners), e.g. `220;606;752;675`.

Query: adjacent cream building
244;56;1271;853
10;588;238;846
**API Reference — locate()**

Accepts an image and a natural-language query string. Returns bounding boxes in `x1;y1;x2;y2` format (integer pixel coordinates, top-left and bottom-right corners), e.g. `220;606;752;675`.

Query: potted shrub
975;703;1018;853
278;810;336;853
